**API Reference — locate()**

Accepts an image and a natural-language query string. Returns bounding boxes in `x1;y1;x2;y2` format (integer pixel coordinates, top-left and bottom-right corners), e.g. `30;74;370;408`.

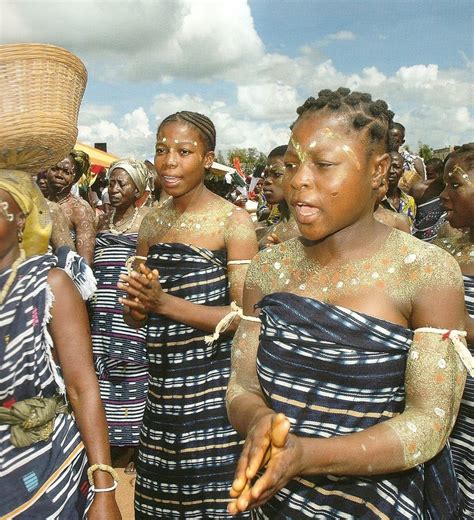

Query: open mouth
162;176;181;187
293;202;320;223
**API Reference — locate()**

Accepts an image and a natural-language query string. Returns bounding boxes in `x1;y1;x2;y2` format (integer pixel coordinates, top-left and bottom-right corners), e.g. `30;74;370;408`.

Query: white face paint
0;200;14;222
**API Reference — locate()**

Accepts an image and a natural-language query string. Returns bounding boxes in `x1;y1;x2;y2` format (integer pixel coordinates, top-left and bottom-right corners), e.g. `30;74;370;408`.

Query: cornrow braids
293;87;395;152
443;142;474;166
70;149;91;183
157;111;216;152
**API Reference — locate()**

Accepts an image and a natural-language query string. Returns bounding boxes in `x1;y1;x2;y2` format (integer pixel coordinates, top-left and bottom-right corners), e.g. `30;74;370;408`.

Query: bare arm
47;201;76;252
72;199;96;265
48;269;120;519
122;206;258;333
227;255;467;513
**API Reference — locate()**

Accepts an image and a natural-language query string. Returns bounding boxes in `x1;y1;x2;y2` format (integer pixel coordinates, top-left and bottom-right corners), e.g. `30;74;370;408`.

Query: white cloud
78;107;154;159
5;0;471;154
0;0;264;82
237;83;298;121
327;31;356;41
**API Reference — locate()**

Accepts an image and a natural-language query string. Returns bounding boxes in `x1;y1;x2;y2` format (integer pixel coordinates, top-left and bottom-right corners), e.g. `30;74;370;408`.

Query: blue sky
1;0;472;159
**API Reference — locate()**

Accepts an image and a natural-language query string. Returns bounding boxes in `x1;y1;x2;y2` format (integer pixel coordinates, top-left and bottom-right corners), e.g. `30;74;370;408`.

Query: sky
0;0;472;161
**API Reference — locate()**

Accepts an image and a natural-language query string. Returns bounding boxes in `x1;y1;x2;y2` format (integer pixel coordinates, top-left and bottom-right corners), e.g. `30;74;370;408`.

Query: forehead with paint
287;88;393;166
264;146;287;179
156;122;203;153
287;113;366;172
444;149;474;184
155;111;216;154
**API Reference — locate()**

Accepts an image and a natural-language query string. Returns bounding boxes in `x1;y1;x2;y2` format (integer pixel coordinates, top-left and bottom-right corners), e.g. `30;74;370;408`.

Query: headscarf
108;158;152;197
0;170;52;256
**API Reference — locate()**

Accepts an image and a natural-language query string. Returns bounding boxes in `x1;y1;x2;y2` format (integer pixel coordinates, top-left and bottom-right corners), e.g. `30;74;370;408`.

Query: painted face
47;156;76;192
440;155;474;229
154;121;214;199
0;189;23;258
262;156;285;205
282;112;386;241
108;168;138;211
388;153;404;188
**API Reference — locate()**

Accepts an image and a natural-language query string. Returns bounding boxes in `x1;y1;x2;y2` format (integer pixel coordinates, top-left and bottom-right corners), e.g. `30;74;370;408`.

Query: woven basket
0;44;88;174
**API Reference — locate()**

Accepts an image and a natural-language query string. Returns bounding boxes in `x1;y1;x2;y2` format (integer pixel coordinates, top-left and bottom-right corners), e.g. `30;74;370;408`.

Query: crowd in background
1;88;473;520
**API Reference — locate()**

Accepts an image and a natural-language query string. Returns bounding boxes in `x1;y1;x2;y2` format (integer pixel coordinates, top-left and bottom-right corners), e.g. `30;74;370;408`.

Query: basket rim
0;43;87;79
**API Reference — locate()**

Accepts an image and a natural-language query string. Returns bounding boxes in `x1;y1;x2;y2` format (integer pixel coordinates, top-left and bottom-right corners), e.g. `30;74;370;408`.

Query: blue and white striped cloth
450;274;474;518
0;255;90;518
254;292;461;519
91;232;148;446
135;243;247;519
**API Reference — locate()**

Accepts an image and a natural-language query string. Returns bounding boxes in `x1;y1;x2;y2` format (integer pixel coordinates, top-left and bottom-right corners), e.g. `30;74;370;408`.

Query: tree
215;150;227;165
226;147;266;176
418;142;434;162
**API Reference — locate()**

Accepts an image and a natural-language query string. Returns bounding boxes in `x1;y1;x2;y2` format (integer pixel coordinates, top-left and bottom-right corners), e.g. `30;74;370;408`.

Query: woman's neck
0;245;21;272
386;185;399;197
49;187;72;203
302;213;386;267
173;183;207;213
113;204;135;222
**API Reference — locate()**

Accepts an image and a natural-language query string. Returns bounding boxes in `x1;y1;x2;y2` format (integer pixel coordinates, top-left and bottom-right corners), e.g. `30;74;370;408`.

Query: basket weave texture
0;43;88;174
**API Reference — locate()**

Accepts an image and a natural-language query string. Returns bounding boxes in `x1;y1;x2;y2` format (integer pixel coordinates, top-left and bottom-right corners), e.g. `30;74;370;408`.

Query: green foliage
418;142;434;162
226;147;267;176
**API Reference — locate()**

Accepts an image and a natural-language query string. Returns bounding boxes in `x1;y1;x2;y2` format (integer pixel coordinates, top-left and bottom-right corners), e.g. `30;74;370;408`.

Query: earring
17;229;23;243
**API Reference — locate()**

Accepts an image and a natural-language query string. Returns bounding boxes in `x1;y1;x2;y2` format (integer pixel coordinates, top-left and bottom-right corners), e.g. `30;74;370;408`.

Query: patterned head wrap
108;158;152;197
0;170;52;256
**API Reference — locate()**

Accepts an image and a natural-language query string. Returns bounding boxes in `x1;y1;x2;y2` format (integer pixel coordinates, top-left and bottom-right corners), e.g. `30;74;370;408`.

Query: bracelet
87;463;119;487
91;481;118;493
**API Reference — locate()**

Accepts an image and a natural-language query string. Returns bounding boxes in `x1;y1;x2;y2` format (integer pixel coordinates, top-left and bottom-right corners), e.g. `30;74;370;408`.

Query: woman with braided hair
119;111;258;518
436;143;474;518
47;149;96;265
227;88;470;518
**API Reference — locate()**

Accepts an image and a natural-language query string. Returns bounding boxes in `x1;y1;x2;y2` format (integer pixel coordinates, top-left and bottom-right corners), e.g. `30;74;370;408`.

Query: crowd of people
1;87;473;519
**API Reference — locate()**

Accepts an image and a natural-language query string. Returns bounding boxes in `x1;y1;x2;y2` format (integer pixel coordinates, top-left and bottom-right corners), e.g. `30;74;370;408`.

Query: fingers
119;296;146;312
271;413;291;448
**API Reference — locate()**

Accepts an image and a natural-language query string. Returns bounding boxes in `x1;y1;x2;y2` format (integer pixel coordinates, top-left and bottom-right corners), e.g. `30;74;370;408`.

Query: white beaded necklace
109;207;139;235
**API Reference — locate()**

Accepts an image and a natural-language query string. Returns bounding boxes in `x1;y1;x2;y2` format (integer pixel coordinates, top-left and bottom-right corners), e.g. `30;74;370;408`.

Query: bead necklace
0;249;26;306
57;193;73;206
109;207;139;235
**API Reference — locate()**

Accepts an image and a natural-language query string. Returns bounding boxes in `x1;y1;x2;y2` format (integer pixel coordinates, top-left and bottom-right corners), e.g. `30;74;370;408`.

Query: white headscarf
108;158;152;196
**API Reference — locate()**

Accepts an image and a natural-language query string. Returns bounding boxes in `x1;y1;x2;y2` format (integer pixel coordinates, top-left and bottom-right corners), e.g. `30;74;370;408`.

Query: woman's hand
265;233;281;248
118;263;162;316
88;492;122;520
228;413;303;514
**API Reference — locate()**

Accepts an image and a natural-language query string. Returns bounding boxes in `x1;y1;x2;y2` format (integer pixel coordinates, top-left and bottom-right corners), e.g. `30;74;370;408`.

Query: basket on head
0;43;88;174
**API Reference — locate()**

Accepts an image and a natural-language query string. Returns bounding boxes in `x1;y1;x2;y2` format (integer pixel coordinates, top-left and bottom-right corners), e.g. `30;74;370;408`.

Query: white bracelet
91;481;118;493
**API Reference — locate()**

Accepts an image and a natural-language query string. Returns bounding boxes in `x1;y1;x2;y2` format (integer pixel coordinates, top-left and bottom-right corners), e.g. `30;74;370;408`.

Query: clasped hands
228;412;303;515
118;263;162;320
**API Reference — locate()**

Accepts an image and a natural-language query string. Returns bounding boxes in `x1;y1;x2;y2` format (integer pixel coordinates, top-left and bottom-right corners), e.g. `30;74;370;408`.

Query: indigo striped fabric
450;274;474;518
412;197;447;242
135;243;247;519
91;232;148;446
0;255;90;518
254;292;461;519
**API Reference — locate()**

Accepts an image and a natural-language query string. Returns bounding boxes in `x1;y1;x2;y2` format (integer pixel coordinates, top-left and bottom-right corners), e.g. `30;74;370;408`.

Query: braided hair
293;87;395;152
70;149;91;183
443;142;474;166
157;111;216;152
